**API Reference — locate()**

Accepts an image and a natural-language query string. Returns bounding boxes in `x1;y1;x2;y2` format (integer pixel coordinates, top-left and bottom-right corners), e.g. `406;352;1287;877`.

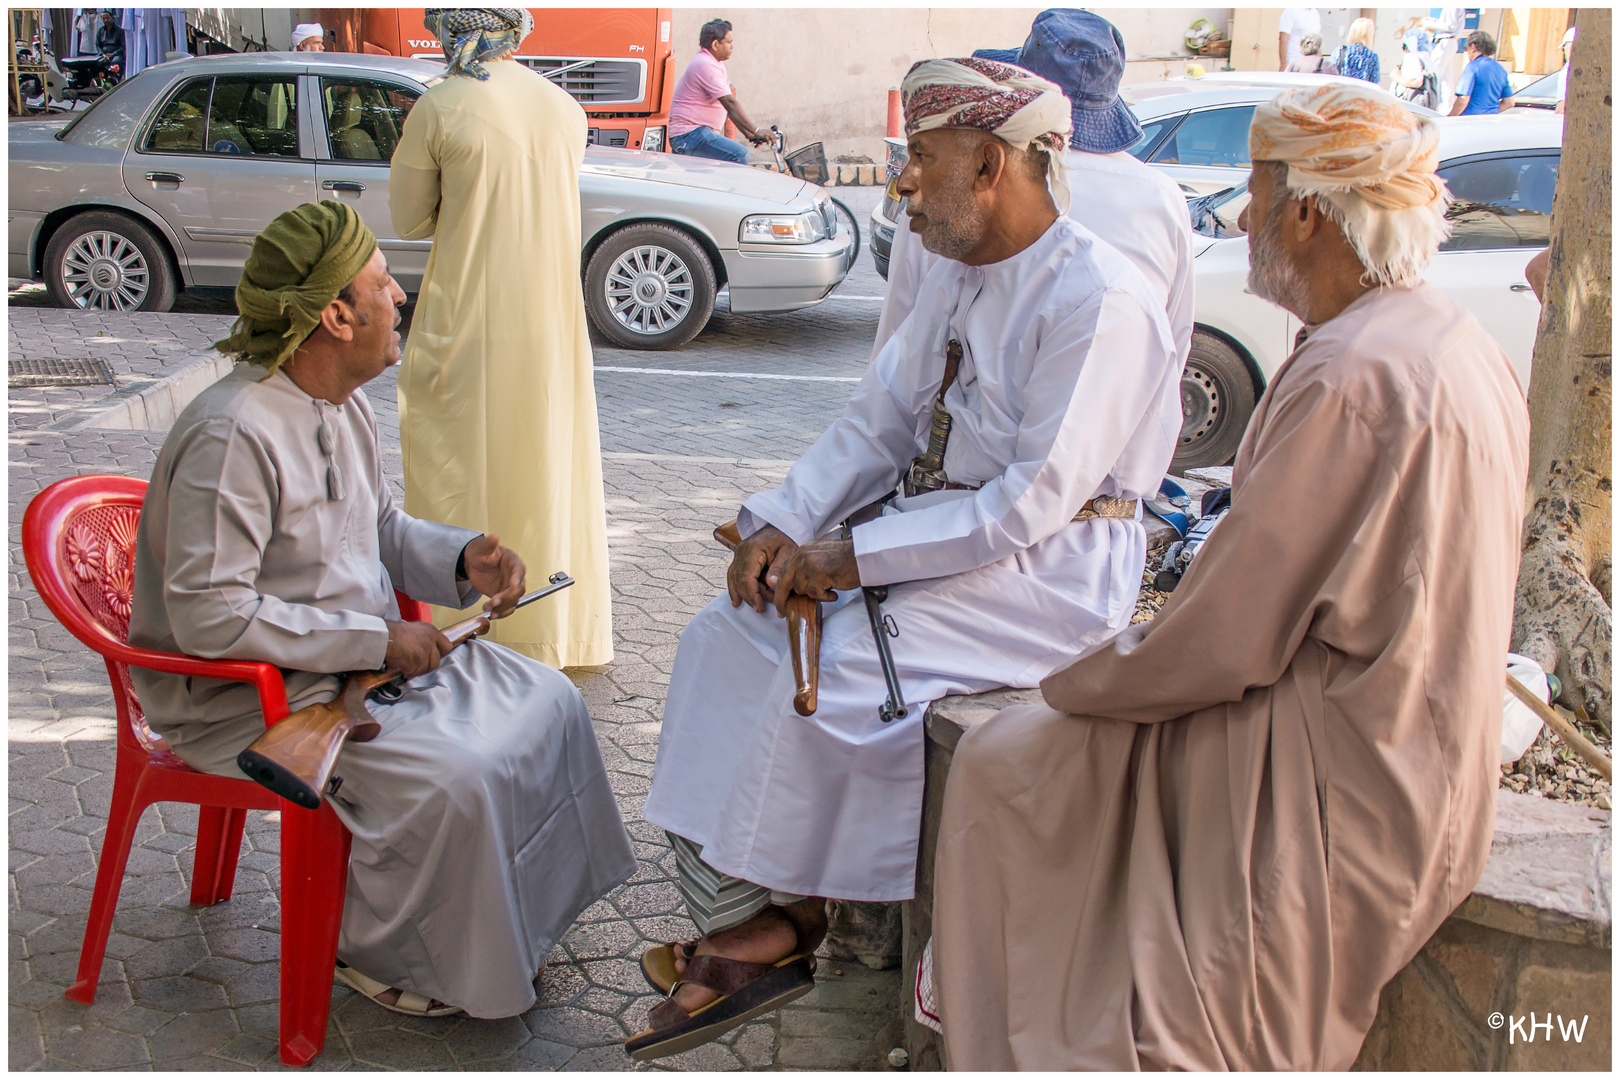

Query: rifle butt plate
236;749;323;811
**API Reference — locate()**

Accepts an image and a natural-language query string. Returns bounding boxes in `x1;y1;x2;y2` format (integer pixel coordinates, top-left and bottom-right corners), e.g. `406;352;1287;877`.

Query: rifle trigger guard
369;676;406;704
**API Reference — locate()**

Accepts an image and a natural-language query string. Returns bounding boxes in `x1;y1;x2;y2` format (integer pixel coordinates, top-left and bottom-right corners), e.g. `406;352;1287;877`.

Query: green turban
215;201;377;375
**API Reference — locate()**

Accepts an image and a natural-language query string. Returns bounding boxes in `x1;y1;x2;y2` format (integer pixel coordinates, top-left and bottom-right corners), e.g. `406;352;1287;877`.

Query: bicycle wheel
830;197;861;267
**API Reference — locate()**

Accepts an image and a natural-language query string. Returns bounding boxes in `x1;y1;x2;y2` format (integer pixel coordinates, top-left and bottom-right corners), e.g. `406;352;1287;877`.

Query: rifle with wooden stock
237;572;575;810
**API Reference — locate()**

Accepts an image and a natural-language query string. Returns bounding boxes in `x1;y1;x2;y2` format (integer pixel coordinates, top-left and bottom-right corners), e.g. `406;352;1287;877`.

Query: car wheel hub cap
1180;367;1220;445
605;245;695;335
61;231;149;312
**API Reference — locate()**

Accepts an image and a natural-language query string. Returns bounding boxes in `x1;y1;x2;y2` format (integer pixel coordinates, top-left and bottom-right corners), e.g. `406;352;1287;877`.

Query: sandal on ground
639;918;826;995
624;952;816;1060
334;961;463;1018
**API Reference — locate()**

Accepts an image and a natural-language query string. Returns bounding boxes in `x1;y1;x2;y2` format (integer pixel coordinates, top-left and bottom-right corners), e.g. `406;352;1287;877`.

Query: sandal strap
644;954;776;1033
647;995;692;1030
395;990;437;1015
681;953;775;996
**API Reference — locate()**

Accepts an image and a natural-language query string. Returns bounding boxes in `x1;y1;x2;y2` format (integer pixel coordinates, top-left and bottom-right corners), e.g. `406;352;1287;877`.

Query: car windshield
1515;70;1562;101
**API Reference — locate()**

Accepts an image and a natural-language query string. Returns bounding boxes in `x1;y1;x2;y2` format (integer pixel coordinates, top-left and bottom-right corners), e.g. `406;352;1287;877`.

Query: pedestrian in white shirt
1278;7;1322;69
876;8;1194;369
629;55;1182;1062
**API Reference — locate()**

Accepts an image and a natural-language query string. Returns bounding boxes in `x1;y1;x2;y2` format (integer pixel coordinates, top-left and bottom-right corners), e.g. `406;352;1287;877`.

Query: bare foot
669;898;826;1015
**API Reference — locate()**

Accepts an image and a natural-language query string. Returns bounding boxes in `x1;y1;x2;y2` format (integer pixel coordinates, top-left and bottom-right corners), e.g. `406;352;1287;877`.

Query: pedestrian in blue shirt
1450;30;1515;115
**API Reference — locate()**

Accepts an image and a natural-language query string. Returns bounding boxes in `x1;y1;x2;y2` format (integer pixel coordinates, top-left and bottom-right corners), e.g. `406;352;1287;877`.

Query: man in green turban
129;202;636;1026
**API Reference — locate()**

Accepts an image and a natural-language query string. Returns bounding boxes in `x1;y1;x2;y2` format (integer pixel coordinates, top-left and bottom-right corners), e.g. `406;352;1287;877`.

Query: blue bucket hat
1016;9;1143;154
970;46;1022;65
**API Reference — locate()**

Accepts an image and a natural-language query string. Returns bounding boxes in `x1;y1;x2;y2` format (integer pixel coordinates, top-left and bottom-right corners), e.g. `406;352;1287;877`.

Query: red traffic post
887;87;903;138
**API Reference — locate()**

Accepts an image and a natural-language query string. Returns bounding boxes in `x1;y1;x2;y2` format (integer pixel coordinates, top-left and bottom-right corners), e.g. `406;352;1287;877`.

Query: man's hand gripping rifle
237;573;575;810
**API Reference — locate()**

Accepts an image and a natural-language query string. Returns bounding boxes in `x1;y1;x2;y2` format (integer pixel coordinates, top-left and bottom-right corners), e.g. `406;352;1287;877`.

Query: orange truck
332;7;676;152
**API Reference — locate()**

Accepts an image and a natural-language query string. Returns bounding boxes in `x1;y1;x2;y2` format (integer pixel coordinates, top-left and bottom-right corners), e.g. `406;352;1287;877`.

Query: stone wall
904;693;1612;1070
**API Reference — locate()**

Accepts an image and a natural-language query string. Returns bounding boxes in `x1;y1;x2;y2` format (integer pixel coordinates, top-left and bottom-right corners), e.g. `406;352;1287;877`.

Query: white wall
184;7;295;53
671;8;1232;163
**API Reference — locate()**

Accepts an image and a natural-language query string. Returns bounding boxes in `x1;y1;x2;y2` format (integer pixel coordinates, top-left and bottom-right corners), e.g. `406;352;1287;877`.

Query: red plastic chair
22;475;432;1067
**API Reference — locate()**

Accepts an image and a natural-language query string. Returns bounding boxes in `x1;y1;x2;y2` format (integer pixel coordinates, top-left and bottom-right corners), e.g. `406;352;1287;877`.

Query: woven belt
1074;496;1138;521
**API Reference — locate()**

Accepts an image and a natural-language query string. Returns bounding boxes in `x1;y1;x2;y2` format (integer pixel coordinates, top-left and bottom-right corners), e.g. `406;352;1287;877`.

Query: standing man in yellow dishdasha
390;8;612;666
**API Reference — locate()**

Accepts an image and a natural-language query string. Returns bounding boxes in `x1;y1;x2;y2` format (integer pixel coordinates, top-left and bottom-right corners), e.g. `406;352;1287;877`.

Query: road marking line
603;452;796;466
595;366;860;383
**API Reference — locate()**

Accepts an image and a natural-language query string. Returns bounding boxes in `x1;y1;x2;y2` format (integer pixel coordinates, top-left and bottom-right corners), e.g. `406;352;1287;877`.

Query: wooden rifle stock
714;521;821;716
237;573;574;809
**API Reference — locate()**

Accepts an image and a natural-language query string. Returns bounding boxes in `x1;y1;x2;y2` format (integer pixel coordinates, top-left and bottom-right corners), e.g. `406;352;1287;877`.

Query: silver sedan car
9;52;854;349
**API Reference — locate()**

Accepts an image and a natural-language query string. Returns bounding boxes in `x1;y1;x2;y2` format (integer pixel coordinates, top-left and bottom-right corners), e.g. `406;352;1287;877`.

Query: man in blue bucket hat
878;9;1193;373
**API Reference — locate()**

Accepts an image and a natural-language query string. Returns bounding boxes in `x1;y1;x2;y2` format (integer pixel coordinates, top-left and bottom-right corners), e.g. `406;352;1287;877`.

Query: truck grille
518;57;646;105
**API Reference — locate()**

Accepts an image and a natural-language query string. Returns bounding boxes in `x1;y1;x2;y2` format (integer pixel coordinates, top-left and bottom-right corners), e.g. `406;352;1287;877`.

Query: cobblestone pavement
9;190;909;1070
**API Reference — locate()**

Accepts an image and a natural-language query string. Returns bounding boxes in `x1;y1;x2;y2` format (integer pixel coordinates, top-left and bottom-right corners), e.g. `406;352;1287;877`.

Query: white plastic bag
1502;653;1550;765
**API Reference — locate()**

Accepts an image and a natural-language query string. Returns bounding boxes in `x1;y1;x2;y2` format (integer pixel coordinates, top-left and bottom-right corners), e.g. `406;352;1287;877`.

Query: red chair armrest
111;641;291;727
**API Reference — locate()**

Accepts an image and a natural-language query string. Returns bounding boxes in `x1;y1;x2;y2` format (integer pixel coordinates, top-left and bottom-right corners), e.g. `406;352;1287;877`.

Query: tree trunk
1512;8;1612;729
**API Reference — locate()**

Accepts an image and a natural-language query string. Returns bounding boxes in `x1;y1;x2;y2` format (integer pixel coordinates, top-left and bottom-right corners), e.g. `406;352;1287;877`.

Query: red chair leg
277;800;351;1067
68;768;148;1004
190;806;248;906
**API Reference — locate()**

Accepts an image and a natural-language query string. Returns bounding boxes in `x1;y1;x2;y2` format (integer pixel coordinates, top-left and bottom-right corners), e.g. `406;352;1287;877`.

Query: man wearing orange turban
927;84;1531;1069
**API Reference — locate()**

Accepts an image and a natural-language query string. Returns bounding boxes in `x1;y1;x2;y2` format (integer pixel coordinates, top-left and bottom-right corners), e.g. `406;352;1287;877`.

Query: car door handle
145;171;184;184
322;180;366;193
1510;282;1535;292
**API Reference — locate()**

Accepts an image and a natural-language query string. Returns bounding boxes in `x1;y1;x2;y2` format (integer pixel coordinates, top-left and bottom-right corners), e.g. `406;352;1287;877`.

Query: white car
1178;110;1562;468
1119;73;1437;198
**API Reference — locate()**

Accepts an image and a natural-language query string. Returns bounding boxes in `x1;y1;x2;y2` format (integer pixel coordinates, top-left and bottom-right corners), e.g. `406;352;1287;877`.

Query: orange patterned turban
1249;85;1445;211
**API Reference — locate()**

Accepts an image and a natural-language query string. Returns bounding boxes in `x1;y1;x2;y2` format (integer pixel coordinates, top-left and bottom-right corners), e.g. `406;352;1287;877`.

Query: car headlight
739;211;826;244
642;125;665;153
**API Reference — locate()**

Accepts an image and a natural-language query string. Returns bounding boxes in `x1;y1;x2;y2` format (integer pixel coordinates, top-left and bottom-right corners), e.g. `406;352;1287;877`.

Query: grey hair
1256;160;1452;288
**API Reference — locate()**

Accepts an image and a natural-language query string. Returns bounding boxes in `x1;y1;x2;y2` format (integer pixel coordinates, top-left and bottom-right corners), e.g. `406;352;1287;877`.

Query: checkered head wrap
424;8;534;80
902;57;1074;211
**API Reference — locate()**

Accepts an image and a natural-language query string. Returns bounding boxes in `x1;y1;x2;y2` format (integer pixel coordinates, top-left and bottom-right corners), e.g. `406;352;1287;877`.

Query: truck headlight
739;212;826;244
642;125;665;153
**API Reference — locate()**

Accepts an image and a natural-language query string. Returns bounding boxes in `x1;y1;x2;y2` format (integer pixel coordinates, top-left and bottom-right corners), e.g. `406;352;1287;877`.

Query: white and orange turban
1249;85;1451;286
902;57;1074;211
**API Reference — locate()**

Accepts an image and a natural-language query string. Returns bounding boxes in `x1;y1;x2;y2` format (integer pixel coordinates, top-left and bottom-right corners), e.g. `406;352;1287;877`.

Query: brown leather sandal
624;952;816;1060
640;933;822;995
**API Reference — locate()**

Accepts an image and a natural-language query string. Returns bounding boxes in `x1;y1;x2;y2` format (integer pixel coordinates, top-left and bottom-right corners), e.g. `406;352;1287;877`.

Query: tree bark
1512;8;1612;728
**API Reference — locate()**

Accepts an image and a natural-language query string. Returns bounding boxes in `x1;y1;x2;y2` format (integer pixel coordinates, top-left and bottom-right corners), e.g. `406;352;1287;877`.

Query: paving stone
347;1026;457;1069
147;1007;240;1061
123;935;210;981
513;1037;578;1069
214;1032;280;1066
445;1014;531;1063
732;1022;777;1067
562;1043;643;1070
130;975;230;1013
46;1024;152;1069
526;1005;626;1047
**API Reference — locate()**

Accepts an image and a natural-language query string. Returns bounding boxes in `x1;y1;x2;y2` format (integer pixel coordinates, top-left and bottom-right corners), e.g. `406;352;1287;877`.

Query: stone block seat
900;689;1612;1071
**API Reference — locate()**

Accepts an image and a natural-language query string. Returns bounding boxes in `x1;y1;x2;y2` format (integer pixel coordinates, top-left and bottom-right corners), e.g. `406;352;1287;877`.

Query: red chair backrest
23;475;435;761
23;475;161;756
